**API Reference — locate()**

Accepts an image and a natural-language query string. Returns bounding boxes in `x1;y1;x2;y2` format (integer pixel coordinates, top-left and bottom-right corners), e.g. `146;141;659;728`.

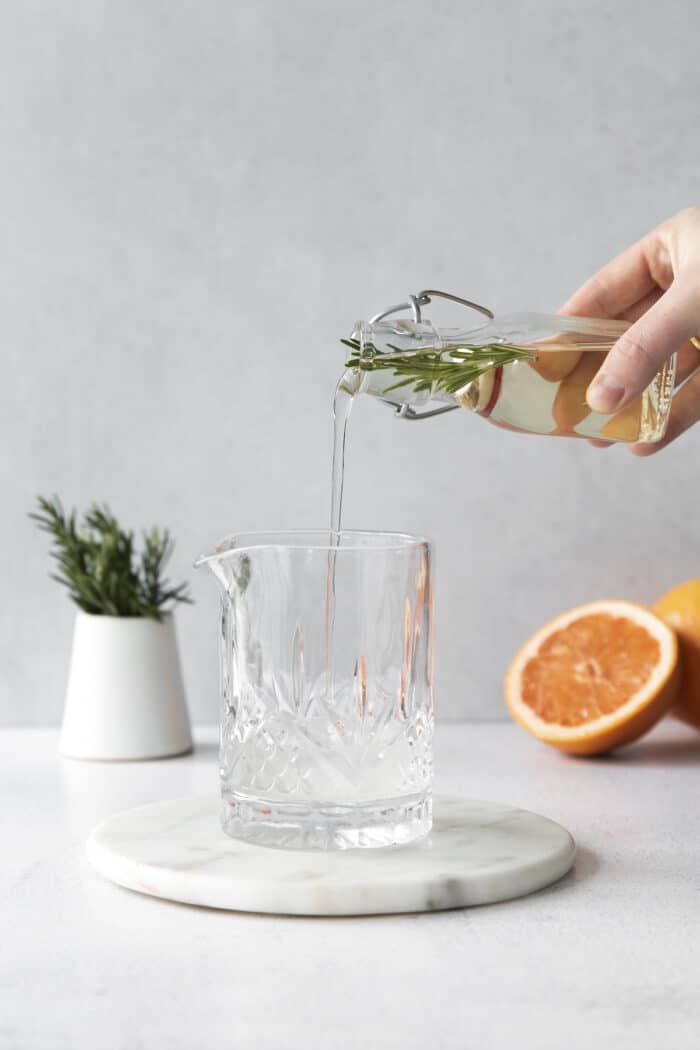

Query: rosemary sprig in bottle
341;337;538;396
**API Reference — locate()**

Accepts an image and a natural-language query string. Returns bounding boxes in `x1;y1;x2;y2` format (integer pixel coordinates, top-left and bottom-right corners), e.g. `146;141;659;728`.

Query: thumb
586;279;700;414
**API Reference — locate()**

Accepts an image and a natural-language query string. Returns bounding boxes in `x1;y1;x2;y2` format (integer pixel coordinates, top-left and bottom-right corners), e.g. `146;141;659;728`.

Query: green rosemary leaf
31;495;192;618
342;338;537;396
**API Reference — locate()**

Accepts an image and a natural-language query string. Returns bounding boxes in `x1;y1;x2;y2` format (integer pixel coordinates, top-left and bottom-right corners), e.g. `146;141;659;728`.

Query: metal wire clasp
368;289;494;420
369;288;494;325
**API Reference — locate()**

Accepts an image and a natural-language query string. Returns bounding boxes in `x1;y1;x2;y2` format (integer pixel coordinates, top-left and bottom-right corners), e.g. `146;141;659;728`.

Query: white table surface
3;722;700;1050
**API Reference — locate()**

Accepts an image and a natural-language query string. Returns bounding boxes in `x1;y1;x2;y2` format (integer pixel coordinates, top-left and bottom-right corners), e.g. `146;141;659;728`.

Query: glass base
221;791;432;850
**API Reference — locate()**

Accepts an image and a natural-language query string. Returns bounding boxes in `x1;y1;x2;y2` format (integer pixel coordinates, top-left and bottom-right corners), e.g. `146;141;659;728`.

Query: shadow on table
606;730;700;767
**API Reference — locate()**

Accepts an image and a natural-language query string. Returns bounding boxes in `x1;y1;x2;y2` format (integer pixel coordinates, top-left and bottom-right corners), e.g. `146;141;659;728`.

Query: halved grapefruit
505;600;679;755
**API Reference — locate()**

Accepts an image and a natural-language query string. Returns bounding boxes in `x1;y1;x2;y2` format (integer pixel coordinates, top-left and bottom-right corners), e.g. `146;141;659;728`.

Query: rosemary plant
31;496;192;621
341;338;537;396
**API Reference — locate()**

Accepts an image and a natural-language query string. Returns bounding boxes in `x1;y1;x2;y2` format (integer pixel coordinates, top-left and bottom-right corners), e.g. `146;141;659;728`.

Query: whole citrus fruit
654;579;700;728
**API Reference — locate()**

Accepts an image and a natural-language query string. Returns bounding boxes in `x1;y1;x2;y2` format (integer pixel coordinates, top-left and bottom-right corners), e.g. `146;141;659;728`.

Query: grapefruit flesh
505;600;679;755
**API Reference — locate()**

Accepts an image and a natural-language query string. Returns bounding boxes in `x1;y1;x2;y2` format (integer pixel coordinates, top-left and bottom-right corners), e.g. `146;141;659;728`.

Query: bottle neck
355;318;443;358
347;319;507;417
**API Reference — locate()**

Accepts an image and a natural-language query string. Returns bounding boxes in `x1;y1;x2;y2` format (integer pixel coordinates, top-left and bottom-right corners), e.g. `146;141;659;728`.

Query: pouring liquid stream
325;370;359;696
330;371;358;533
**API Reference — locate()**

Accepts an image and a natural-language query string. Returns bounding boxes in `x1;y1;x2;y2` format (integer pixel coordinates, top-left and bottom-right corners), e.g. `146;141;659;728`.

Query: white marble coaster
87;795;575;916
87;797;579;915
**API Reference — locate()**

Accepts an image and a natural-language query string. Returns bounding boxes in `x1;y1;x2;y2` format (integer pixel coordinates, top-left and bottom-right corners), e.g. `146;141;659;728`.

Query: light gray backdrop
2;0;699;725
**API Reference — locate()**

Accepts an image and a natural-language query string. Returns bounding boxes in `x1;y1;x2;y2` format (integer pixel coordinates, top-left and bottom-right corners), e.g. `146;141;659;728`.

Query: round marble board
87;795;575;916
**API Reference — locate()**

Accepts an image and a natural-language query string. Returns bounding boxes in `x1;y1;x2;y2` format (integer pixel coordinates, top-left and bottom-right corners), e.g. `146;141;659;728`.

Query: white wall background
2;0;699;725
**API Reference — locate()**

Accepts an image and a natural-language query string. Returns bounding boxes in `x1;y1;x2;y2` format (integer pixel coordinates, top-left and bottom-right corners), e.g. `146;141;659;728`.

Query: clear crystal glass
197;531;434;850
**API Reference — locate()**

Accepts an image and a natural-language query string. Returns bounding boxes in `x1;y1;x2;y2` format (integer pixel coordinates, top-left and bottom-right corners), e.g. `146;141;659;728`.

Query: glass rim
195;529;431;565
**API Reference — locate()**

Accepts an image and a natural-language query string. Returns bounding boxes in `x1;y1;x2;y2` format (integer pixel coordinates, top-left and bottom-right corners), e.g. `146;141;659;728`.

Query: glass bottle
343;305;677;444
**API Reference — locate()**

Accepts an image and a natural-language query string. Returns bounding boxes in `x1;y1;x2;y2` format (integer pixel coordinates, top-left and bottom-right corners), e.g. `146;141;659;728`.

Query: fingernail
587;375;625;413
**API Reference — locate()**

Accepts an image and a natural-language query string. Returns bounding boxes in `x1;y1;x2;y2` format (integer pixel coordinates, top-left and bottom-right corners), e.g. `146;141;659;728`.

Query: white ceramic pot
60;611;193;760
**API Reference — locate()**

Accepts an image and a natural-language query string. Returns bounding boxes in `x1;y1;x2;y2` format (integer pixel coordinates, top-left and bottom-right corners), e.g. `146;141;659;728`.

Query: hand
561;207;700;454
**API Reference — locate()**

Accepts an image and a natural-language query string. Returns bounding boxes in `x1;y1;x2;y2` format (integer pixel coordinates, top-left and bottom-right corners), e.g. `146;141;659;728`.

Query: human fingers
610;292;699;385
586;279;700;414
586;343;699;451
617;288;662;324
629;370;700;456
560;237;657;319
